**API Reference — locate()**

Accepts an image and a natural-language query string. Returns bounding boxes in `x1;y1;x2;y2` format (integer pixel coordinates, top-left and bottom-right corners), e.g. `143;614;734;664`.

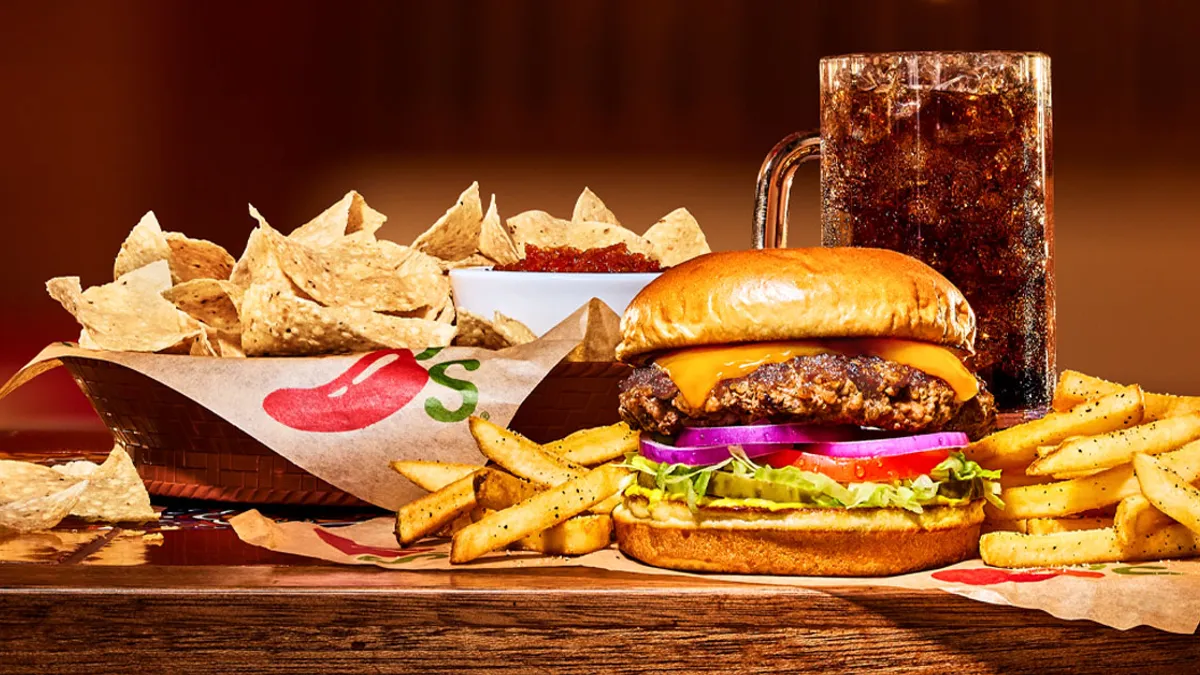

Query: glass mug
754;51;1054;424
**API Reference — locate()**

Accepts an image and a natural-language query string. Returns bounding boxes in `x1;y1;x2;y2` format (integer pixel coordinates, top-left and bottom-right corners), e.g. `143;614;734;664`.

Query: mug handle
752;131;821;249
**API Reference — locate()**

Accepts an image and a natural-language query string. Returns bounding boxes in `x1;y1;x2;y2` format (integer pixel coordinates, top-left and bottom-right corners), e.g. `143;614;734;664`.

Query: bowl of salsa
449;243;663;336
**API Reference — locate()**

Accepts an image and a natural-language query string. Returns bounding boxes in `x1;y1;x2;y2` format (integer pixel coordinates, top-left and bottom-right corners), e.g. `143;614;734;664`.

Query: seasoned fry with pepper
450;463;628;563
396;473;478;545
1053;370;1200;421
966;385;1144;469
979;371;1200;569
1134;454;1200;536
468;416;585;486
980;525;1199;568
1027;412;1200;476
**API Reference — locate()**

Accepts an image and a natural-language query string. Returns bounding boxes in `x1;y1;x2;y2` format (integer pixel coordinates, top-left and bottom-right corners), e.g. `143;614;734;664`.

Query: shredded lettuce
622;451;1003;514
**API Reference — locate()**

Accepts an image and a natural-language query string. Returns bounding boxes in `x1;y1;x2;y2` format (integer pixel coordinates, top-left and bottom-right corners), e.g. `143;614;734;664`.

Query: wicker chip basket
61;357;630;506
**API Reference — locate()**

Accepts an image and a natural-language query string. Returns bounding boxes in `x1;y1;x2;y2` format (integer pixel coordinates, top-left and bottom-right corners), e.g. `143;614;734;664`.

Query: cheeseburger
612;248;1001;576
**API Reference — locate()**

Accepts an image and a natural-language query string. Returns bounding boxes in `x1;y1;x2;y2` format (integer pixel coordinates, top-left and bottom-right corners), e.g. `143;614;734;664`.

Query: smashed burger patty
618;353;996;439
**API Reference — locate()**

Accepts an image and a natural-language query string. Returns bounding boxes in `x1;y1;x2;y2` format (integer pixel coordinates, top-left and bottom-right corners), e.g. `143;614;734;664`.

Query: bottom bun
613;497;984;577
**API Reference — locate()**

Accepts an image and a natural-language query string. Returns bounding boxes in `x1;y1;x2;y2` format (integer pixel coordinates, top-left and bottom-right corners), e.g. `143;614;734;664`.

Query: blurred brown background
1;0;1198;426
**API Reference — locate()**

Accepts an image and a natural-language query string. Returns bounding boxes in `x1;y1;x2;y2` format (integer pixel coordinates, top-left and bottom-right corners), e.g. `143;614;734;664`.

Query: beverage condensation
819;53;1054;417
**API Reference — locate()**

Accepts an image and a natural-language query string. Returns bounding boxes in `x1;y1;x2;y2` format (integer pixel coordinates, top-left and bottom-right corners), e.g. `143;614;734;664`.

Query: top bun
616;248;976;363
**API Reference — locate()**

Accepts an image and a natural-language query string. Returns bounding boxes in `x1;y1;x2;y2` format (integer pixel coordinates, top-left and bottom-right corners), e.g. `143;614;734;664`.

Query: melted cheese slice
655;338;978;408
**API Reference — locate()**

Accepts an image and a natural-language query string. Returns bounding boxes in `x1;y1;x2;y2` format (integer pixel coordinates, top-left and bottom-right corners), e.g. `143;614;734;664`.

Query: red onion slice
638;437;783;466
676;423;859;448
804;432;969;459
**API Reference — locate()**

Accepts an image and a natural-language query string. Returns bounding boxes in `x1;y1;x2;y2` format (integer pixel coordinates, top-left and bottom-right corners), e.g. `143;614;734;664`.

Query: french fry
1051;468;1104;478
435;512;474;537
390;460;479;492
1146;396;1200;422
1114;494;1174;546
998;472;1059;490
966;385;1144;469
586;493;619;515
1033;444;1060;459
468;416;585;486
998;439;1200;519
980;525;1199;568
1025;516;1113;535
1052;370;1119;412
450;463;628;563
981;519;1029;534
1134;454;1200;535
1027;412;1200;476
1053;370;1200;421
396;473;478;545
543;422;639;466
1049;468;1106;480
474;468;541;511
511;514;613;555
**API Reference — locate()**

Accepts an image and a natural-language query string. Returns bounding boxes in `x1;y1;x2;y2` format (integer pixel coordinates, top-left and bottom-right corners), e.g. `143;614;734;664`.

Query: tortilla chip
191;323;244;358
113;211;171;280
493;312;538;345
164;232;235;282
288;191;387;248
47;276;84;316
507;210;571;252
411;292;456;325
215;334;246;358
188;329;218;356
508;210;653;255
0;461;82;503
439;253;494;271
568;221;656;256
434;299;456;324
47;261;201;352
77;328;100;349
642;207;710;267
412;182;483;261
267;230;448;313
67;446;156;523
161;279;242;331
230;208;306;296
453;310;512;350
0;482;87;533
51;460;100;479
478;194;522;265
239;285;455;356
572;187;620;227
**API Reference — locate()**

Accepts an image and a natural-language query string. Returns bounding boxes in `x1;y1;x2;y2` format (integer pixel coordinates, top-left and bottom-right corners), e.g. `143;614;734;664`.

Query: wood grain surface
1;565;1196;674
1;430;1196;674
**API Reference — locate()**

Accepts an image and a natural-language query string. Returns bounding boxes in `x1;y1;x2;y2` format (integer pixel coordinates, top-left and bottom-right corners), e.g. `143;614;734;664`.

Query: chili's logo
262;347;479;432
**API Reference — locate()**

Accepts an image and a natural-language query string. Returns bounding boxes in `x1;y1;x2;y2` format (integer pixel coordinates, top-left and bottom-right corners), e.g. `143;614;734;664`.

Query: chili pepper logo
262;348;480;432
931;567;1105;585
315;528;434;557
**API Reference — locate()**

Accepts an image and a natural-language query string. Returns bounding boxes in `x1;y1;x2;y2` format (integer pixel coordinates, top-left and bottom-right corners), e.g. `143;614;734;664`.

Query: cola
821;61;1054;415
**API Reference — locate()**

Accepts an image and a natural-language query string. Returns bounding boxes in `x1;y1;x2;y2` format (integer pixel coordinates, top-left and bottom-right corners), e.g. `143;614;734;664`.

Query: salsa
495;243;662;273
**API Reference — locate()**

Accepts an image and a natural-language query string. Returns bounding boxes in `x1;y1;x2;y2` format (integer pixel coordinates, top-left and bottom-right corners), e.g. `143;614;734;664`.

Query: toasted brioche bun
616;248;975;363
613;496;984;576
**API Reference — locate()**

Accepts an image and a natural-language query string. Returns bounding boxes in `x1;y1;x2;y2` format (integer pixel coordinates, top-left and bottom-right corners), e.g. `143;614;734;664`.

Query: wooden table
2;429;1198;674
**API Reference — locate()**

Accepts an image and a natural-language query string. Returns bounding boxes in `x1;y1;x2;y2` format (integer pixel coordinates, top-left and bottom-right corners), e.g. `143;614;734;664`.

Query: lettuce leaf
623;451;1003;514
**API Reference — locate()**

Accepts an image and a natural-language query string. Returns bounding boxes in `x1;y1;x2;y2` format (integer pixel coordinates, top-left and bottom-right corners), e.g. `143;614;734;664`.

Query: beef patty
618;353;996;439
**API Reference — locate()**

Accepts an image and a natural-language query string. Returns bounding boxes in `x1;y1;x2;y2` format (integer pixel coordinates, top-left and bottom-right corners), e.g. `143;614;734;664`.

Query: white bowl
449;269;661;336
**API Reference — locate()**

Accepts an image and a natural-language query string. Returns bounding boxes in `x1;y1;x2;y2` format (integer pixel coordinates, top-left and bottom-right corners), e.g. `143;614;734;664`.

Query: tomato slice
762;448;951;483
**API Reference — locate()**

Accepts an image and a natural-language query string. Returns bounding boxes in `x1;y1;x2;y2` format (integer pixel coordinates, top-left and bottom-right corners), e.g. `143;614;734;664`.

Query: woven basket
508;362;631;443
61;357;629;505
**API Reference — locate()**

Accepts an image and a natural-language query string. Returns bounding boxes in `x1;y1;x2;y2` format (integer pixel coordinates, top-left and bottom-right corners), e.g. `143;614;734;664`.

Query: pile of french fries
969;370;1200;568
390;417;636;563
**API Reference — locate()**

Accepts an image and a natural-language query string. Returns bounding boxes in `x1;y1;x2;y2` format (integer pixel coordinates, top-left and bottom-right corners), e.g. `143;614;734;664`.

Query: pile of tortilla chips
508;187;710;267
0;446;156;533
46;184;710;357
